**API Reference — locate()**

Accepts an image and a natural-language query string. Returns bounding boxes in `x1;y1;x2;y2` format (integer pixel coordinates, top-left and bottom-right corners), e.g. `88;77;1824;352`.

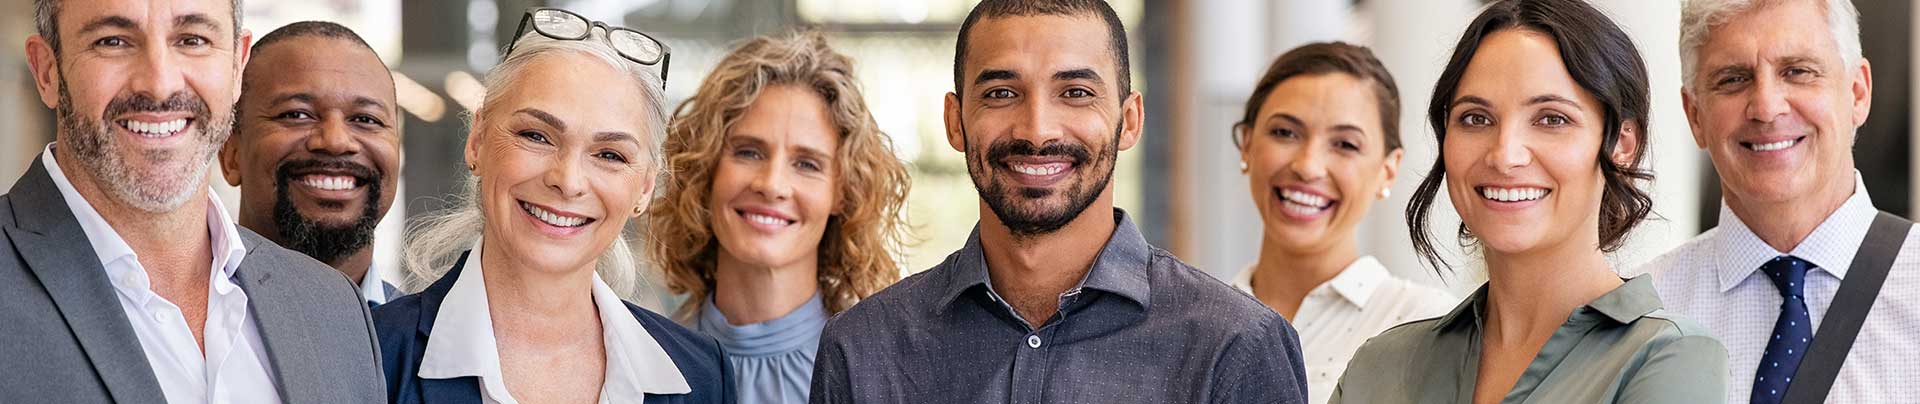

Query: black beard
271;159;384;265
965;126;1119;237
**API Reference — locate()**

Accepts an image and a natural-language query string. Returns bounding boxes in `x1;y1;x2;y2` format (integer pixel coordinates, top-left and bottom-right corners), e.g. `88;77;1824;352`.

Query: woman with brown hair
645;30;911;404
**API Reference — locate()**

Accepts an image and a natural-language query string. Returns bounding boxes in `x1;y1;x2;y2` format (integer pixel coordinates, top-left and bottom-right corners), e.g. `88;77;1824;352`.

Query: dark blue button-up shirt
810;209;1309;404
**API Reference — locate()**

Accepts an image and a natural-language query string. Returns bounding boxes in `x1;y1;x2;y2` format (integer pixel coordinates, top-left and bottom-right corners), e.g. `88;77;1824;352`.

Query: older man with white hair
1635;0;1920;403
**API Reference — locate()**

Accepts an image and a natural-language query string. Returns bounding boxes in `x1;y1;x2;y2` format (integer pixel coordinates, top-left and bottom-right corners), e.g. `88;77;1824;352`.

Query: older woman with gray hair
373;8;733;404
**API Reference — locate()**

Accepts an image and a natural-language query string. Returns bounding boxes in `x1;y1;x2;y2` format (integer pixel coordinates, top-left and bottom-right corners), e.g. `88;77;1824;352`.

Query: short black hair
1406;0;1655;273
252;20;376;54
953;0;1130;98
35;0;243;57
1235;42;1402;152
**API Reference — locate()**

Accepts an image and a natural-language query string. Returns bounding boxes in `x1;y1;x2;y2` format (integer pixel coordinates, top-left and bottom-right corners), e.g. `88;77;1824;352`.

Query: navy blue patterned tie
1752;256;1814;404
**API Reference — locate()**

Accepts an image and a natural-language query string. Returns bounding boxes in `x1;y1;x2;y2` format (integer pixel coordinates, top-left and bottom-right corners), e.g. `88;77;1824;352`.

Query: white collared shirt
360;262;389;306
1631;171;1920;403
42;145;281;404
1232;256;1457;404
418;240;690;403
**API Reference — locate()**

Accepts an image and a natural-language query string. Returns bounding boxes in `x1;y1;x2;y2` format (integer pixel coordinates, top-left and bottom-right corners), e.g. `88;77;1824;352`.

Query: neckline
698;292;829;357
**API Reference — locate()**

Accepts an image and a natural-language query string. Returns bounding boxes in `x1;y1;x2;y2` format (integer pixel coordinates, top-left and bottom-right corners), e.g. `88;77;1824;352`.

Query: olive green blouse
1329;276;1727;404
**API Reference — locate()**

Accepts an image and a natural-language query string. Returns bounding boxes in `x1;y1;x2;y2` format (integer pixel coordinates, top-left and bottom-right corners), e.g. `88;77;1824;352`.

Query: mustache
984;139;1092;168
103;91;210;123
274;158;381;184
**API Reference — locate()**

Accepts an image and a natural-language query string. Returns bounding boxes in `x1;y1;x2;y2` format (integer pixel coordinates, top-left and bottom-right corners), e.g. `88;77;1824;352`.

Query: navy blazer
373;252;734;403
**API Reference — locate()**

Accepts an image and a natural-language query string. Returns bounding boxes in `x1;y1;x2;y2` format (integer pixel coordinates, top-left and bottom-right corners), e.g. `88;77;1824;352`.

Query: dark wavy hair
1405;0;1655;273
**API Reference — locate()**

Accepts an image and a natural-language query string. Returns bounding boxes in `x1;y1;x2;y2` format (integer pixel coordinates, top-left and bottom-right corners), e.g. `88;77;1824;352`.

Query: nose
1011;97;1069;146
306;115;362;156
1286;140;1329;182
1484;126;1533;174
126;41;189;106
747;156;793;201
1745;74;1791;123
543;153;589;199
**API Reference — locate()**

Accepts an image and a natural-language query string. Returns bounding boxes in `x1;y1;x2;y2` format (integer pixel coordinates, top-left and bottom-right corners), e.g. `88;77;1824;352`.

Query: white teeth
119;119;188;138
522;203;588;227
1010;163;1067;176
743;212;792;227
300;175;357;191
1480;187;1548;202
1279;189;1331;209
1750;139;1796;152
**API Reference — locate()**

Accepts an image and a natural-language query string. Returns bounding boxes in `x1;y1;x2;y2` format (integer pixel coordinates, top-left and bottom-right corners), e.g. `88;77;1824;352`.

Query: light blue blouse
696;293;827;404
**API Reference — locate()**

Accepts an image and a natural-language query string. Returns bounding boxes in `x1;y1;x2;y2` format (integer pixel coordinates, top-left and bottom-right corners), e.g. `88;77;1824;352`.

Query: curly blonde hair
647;30;911;319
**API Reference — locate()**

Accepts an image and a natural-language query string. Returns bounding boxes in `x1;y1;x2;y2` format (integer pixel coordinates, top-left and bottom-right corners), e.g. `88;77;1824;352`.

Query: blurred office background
1;0;1913;299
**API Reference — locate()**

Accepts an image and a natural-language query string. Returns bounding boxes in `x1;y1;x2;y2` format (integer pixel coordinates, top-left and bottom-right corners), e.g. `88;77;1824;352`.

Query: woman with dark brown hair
644;30;911;404
1331;0;1727;403
1229;41;1454;404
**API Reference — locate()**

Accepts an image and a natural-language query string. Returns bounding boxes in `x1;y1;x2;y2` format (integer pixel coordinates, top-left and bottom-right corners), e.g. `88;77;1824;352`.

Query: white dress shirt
1232;256;1457;404
1631;172;1920;403
360;262;390;306
417;240;691;403
42;145;281;404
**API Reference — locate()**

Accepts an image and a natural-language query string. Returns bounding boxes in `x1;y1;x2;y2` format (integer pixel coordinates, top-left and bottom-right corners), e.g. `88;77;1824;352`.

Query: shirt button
1027;335;1042;348
152;310;169;322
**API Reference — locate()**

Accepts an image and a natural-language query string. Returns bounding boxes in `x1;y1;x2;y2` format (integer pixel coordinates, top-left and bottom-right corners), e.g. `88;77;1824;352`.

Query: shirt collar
1708;170;1876;291
934;208;1154;313
359;261;389;305
1231;256;1389;309
1436;275;1665;330
418;240;690;398
42;144;248;289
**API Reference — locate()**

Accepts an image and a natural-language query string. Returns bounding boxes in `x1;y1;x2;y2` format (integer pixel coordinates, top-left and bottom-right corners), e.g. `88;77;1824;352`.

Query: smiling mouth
1009;162;1070;176
738;210;796;227
1742;136;1805;152
117;118;192;139
1274;188;1335;215
1478;186;1550;202
298;175;360;191
520;201;593;228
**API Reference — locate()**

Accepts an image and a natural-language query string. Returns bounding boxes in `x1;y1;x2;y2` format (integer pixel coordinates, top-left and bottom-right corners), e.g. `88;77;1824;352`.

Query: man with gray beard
0;0;384;402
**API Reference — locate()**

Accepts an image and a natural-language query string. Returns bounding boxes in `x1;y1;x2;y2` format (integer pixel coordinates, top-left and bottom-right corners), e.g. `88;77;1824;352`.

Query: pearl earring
1238;161;1249;173
1379;188;1392;199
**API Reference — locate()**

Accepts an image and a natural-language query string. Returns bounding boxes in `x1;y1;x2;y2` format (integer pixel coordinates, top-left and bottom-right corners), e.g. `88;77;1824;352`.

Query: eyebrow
1267;113;1368;135
352;96;391;111
727;133;833;159
593;131;638;144
1526;94;1579;107
1450;95;1492;111
77;16;138;36
516;108;567;132
973;69;1018;86
1053;68;1103;84
174;13;221;32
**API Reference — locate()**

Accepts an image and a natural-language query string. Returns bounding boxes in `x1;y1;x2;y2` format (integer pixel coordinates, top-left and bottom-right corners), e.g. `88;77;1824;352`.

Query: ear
218;131;244;186
1380;147;1405;199
1681;88;1706;149
1849;57;1873;128
1116;91;1145;151
943;92;965;153
463;123;484;177
232;29;253;92
1611;121;1641;168
26;35;61;110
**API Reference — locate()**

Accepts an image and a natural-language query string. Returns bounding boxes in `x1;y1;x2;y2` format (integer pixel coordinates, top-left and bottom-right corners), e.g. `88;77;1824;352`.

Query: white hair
401;29;670;303
1679;0;1862;95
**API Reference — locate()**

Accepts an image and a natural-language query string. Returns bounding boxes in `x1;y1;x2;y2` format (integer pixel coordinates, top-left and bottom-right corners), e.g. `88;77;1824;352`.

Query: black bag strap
1783;211;1910;404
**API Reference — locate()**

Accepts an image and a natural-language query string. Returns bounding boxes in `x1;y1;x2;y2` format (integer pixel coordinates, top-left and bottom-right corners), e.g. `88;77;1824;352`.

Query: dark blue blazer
373;252;735;403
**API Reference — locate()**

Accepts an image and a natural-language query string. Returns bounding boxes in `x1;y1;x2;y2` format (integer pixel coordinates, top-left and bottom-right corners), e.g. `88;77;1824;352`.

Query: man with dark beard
809;1;1309;403
221;21;402;307
0;1;384;402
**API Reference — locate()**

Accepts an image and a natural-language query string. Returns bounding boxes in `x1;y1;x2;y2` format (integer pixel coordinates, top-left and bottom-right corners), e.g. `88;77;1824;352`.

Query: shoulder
1634;309;1724;350
238;228;357;288
373;292;427;341
1147;247;1282;327
623;302;729;390
820;257;949;342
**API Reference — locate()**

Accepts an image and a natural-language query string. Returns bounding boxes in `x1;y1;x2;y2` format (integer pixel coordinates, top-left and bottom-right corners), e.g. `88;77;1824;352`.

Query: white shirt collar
418;240;690;402
359;261;389;305
41;144;249;287
1709;170;1877;291
1233;255;1390;308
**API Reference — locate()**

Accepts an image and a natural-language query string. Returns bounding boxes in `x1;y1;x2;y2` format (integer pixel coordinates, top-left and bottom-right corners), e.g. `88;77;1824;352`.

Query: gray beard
54;80;231;213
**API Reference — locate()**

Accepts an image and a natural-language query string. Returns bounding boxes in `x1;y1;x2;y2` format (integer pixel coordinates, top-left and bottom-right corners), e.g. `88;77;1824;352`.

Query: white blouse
1233;256;1458;404
416;241;691;403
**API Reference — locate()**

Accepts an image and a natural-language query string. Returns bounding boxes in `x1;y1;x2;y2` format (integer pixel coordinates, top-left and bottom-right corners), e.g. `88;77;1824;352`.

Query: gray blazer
0;155;385;403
